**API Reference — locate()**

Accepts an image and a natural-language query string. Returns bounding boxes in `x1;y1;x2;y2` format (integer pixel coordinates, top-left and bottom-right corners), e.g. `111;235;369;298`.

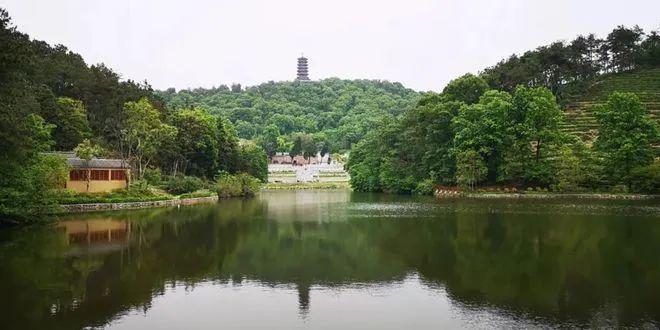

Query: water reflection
0;191;658;329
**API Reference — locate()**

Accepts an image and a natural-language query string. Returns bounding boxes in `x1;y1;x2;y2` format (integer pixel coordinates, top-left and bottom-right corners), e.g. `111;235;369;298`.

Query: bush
0;154;68;223
163;176;206;195
56;188;169;204
128;180;153;195
217;173;261;198
143;168;163;186
413;179;436;195
629;163;660;194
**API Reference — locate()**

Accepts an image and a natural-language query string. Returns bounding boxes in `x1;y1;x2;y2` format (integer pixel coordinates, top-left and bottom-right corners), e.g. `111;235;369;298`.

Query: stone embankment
60;196;218;213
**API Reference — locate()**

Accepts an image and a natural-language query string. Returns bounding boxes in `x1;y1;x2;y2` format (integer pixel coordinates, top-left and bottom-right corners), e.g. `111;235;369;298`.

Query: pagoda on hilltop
296;56;310;81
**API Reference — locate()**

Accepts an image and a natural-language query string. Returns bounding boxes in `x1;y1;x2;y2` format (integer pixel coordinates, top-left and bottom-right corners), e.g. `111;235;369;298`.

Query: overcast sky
3;0;659;92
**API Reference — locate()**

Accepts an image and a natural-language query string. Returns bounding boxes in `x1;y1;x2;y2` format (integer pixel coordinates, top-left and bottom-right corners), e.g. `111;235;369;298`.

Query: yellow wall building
65;157;130;193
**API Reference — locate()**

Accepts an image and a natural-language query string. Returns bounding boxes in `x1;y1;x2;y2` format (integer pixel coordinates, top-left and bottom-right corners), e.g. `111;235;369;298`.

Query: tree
73;139;104;160
455;150;486;191
452;90;512;183
605;25;644;72
51;97;92;150
290;135;303;159
637;30;660;67
260;124;280;158
216;116;240;173
594;92;658;187
301;134;317;163
235;142;268;182
501;86;566;186
171;109;218;178
121;98;177;180
442;73;489;105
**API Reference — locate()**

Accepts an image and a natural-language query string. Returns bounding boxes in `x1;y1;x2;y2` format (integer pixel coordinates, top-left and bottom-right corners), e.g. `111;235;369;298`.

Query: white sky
3;0;659;92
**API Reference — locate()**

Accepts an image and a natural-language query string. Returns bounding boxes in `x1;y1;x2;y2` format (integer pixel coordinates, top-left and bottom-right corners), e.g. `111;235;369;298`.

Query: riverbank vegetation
217;173;262;198
348;25;660;195
0;9;267;223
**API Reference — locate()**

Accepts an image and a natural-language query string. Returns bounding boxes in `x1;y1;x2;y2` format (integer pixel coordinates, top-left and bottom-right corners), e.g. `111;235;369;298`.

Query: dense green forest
157;79;420;152
0;8;265;222
348;25;660;194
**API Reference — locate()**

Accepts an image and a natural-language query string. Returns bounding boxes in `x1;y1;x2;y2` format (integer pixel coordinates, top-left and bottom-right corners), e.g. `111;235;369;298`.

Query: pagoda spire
296;55;310;81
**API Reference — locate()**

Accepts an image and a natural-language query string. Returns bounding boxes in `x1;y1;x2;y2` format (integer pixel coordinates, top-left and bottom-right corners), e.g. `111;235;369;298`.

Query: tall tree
51;97;92;150
605;25;644;72
216;116;240;173
121;98;177;180
594;92;658;187
260;124;280;158
171;109;218;178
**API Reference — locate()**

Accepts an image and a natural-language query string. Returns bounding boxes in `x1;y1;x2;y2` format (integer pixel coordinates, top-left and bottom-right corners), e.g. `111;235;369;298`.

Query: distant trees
349;74;576;193
442;73;490;104
349;81;659;194
483;25;658;101
157;78;420;152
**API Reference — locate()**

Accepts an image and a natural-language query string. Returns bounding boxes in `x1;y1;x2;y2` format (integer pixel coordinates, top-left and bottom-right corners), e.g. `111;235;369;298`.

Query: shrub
629;163;660;194
0;154;68;223
413;179;436;195
143;168;163;186
217;173;261;198
163;176;206;195
128;180;152;195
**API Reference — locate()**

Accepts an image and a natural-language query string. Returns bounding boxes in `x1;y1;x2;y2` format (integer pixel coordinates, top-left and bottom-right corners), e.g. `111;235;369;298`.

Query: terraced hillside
561;68;660;150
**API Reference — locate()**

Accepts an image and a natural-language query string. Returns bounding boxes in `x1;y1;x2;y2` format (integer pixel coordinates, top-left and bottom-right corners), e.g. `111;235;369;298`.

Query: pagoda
296;56;310;81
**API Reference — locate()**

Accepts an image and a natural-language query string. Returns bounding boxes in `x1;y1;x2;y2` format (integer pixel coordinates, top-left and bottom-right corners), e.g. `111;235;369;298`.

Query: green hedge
217;173;261;198
57;189;170;204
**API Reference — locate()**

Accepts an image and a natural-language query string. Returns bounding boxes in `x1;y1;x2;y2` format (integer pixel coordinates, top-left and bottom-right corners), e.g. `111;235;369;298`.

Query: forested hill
156;79;420;151
561;68;660;141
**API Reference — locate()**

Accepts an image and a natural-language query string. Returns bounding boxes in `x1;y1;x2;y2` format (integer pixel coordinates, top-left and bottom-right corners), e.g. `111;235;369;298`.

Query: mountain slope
561;68;660;142
157;79;420;151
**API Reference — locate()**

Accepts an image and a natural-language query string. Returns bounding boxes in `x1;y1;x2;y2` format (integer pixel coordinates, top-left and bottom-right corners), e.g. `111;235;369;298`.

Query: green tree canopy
594;92;659;187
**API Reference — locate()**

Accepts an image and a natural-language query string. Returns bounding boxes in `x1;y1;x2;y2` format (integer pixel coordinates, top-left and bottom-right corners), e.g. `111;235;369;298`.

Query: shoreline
263;182;351;190
54;190;659;215
58;195;219;213
435;192;659;200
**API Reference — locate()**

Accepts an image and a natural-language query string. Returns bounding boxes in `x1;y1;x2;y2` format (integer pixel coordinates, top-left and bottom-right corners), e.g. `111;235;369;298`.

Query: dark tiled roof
66;158;130;169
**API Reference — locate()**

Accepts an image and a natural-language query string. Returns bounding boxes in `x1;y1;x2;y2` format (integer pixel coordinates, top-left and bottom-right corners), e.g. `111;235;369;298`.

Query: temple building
65;156;130;193
296;56;310;81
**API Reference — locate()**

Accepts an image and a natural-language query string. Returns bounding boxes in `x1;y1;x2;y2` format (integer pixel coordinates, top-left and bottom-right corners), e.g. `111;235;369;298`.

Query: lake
1;190;659;329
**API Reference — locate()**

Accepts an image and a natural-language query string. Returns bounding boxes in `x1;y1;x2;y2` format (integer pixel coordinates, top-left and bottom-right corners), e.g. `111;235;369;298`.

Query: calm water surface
1;190;660;329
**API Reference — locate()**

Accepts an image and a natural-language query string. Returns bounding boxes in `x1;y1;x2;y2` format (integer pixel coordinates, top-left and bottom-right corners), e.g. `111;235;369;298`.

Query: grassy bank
264;182;351;190
57;189;216;205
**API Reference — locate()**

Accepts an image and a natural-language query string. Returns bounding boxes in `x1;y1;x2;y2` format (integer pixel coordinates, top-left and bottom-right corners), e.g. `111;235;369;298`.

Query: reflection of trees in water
0;196;659;328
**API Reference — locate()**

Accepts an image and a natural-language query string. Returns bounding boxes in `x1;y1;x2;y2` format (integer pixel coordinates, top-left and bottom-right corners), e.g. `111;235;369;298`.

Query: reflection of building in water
260;190;350;222
56;219;131;255
297;284;310;318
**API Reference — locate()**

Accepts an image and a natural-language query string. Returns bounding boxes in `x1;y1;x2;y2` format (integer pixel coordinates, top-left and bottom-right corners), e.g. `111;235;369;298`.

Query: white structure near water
268;162;349;183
